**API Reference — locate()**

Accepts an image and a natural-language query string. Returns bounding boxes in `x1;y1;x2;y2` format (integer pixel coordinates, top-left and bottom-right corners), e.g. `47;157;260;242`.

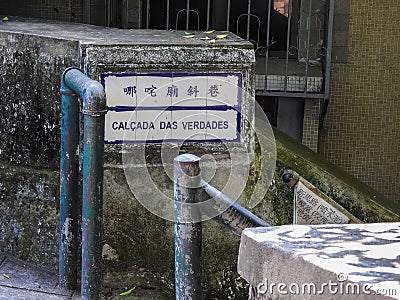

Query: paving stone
0;257;70;296
0;256;173;299
0;285;71;300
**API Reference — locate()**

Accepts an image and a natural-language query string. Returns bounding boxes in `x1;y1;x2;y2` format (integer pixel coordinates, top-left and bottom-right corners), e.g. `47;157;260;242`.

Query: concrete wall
319;0;400;203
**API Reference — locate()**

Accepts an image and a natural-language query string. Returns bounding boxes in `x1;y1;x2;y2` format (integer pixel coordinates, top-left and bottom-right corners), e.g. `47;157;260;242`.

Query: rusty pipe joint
62;67;106;117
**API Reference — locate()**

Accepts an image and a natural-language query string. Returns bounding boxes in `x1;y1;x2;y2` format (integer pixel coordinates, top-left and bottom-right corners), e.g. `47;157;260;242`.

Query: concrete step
0;254;171;299
0;254;73;299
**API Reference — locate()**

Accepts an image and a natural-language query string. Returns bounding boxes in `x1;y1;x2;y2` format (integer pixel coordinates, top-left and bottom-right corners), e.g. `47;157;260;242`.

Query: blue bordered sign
101;72;242;144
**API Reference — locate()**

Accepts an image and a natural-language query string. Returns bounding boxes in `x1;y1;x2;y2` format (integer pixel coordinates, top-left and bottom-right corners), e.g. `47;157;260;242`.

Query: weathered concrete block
0;21;79;168
0;165;59;269
238;223;400;300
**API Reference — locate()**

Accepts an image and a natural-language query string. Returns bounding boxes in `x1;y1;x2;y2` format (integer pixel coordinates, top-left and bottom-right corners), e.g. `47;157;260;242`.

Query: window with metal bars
140;0;334;99
143;0;290;53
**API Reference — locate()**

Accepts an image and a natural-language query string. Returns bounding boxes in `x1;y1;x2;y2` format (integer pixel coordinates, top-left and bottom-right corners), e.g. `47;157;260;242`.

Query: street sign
293;181;350;225
101;73;242;144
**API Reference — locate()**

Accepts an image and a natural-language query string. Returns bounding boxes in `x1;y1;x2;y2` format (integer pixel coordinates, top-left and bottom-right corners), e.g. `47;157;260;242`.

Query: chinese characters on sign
121;83;221;99
144;84;157;97
187;85;199;97
208;84;220;97
123;86;136;97
102;73;242;143
293;181;350;225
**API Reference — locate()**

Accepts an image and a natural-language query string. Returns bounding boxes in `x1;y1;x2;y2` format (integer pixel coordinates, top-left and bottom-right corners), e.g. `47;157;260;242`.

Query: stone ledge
238;223;400;300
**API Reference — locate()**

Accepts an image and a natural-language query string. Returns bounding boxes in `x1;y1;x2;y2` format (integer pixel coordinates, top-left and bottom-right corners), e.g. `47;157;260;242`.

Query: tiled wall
1;0;82;23
302;99;320;152
39;0;82;22
319;0;400;203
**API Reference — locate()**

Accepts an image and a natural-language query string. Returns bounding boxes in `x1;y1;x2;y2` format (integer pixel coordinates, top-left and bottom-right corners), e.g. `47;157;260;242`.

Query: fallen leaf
216;34;229;39
182;35;195;38
2;17;9;21
203;30;215;34
2;274;10;279
304;235;311;239
119;287;136;296
184;31;194;35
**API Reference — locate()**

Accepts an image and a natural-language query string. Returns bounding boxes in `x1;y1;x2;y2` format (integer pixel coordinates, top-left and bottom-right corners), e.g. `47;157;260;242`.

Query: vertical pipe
304;0;313;93
138;0;142;28
324;0;334;100
206;0;210;31
284;0;293;92
81;111;105;300
146;0;150;29
226;0;231;30
186;0;190;30
174;154;202;300
246;0;251;40
59;74;79;291
166;0;170;29
264;0;272;91
319;0;334;128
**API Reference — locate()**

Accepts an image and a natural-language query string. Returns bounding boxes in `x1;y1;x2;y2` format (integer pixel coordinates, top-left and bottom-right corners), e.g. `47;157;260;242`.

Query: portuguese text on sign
101;73;242;143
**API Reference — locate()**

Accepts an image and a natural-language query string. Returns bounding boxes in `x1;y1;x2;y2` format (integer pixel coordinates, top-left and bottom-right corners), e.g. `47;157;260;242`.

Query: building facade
319;0;400;203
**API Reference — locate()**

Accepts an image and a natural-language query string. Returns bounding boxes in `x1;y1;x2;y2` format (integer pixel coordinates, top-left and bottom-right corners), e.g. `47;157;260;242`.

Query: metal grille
141;0;334;99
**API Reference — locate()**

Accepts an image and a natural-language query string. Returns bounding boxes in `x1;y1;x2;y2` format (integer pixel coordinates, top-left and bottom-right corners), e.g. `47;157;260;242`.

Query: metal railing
140;0;334;100
58;68;267;300
174;154;269;299
59;68;106;299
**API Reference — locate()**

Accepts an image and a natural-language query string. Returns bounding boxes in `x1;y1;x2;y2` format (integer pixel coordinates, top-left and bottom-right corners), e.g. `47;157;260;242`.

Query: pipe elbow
80;81;106;116
61;68;106;117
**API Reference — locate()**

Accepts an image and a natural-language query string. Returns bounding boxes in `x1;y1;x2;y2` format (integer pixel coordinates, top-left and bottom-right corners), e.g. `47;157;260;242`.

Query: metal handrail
173;154;269;300
59;68;106;300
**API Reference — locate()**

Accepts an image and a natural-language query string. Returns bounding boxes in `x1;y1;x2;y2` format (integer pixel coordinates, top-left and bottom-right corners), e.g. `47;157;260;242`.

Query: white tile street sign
101;73;242;143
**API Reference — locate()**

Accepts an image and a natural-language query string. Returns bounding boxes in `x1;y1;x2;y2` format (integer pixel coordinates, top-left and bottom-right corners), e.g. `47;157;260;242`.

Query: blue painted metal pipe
59;68;106;300
200;181;269;235
174;154;203;300
173;154;269;299
59;69;80;291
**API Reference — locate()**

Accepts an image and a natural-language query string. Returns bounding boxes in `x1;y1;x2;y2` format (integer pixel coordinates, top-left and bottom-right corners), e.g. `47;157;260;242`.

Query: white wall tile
136;75;173;107
104;75;137;107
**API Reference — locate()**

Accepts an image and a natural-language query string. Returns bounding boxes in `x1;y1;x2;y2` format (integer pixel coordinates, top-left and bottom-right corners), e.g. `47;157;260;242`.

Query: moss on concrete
19;218;32;260
274;128;400;222
0;163;59;269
